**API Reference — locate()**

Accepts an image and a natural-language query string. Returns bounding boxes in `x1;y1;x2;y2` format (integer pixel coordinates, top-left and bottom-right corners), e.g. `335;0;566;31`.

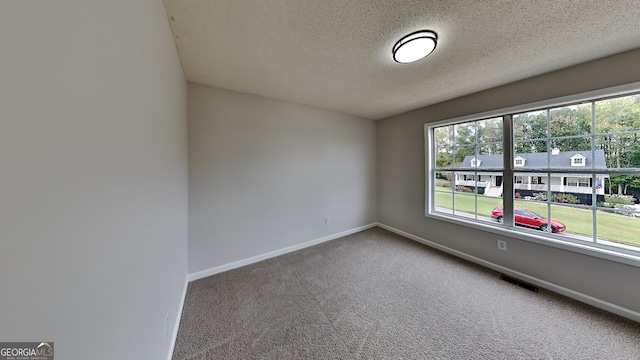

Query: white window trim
571;154;586;167
514;156;525;167
567;177;590;187
424;81;640;269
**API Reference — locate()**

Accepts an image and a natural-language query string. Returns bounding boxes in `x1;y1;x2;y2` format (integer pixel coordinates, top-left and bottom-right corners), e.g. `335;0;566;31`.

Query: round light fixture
392;30;438;64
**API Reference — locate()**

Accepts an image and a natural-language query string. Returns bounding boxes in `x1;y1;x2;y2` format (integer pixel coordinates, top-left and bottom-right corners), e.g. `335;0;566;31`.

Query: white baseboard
187;223;378;282
377;223;640;323
167;277;188;360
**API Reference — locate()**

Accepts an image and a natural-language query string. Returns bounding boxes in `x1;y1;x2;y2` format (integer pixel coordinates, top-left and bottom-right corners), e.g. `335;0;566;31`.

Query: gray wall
188;84;377;273
0;1;188;360
377;49;640;314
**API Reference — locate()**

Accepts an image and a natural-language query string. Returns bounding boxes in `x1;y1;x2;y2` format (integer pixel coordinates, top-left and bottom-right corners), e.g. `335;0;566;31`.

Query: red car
491;206;566;233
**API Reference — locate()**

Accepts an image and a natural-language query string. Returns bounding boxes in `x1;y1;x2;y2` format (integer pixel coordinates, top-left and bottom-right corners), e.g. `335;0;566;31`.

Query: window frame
571;154;586;167
425;81;640;268
566;177;590;187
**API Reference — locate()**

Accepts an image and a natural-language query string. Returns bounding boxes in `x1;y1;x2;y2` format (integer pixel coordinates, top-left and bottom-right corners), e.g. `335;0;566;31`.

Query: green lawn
434;187;640;248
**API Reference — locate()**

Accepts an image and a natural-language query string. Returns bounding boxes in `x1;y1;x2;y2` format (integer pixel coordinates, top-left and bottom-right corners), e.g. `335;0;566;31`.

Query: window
571;154;586;167
566;177;590;187
427;87;640;262
431;117;504;225
514;156;525;167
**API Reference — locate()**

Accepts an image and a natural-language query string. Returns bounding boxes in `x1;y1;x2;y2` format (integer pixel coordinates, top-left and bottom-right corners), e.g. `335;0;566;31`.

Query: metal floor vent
500;275;539;293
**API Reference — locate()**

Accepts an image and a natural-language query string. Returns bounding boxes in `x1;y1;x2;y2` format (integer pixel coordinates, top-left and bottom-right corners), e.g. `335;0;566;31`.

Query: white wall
0;1;188;359
188;84;377;274
377;49;640;314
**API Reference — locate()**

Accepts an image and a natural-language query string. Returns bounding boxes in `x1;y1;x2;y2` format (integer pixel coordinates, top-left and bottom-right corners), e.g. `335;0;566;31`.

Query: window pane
513;198;548;232
514;141;549;169
454;193;476;218
454;145;476;165
595;175;640;250
475;173;503;223
454;122;476;146
537;140;594;170
514;110;547;141
478;143;503;156
454;171;476;193
435;171;453;189
551;203;592;239
546;173;594;205
596;206;640;250
480;192;503;225
551;136;591;154
434;171;453;212
550;103;591;138
435;148;454;169
434;126;454;149
595;134;640;169
476;117;503;144
595;94;640;134
514;174;548;202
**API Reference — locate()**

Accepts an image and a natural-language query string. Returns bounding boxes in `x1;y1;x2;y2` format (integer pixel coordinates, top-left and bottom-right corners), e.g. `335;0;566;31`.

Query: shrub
530;192;579;204
455;186;474;193
598;194;635;208
551;193;580;204
436;179;452;188
605;194;634;205
532;192;547;201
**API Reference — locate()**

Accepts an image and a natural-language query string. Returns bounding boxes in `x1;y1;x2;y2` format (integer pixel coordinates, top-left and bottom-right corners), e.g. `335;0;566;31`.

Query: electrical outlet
497;239;507;251
325;217;331;225
164;313;169;340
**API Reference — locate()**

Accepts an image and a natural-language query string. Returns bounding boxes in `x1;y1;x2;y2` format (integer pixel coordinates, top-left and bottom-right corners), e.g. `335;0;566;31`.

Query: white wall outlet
497;239;507;251
325;217;331;225
164;312;169;340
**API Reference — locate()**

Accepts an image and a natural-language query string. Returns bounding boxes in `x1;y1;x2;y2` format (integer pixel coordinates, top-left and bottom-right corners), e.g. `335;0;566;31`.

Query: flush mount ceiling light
392;30;438;64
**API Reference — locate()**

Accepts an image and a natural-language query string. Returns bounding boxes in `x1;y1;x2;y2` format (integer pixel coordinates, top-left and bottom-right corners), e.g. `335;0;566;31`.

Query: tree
596;96;640;164
513;111;547;153
549;105;591;151
595;95;640;194
477;117;503;155
453;122;476;163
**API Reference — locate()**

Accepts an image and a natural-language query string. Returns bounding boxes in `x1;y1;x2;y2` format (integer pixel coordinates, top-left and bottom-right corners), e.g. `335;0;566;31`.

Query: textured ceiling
163;0;640;120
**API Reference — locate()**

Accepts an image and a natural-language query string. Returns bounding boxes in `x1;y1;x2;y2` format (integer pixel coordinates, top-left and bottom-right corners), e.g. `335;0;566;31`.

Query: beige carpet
172;227;640;359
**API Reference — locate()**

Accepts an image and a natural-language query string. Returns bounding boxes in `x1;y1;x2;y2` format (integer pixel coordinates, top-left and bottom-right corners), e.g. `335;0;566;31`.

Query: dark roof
458;150;607;169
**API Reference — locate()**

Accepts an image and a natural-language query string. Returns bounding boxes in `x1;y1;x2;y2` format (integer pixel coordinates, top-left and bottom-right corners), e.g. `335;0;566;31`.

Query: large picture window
427;89;640;259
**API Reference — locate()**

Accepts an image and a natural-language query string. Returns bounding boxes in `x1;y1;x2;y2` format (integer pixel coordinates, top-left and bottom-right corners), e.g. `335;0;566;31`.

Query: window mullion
503;114;514;227
591;101;597;244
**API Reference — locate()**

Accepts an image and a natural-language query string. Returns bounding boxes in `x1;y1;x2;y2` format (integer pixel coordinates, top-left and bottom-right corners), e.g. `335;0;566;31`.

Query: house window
567;177;590;187
514;157;525;167
427;88;640;262
571;155;586;167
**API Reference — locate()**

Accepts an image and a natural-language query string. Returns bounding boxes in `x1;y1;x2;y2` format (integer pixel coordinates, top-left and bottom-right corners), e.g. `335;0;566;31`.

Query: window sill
425;211;640;268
